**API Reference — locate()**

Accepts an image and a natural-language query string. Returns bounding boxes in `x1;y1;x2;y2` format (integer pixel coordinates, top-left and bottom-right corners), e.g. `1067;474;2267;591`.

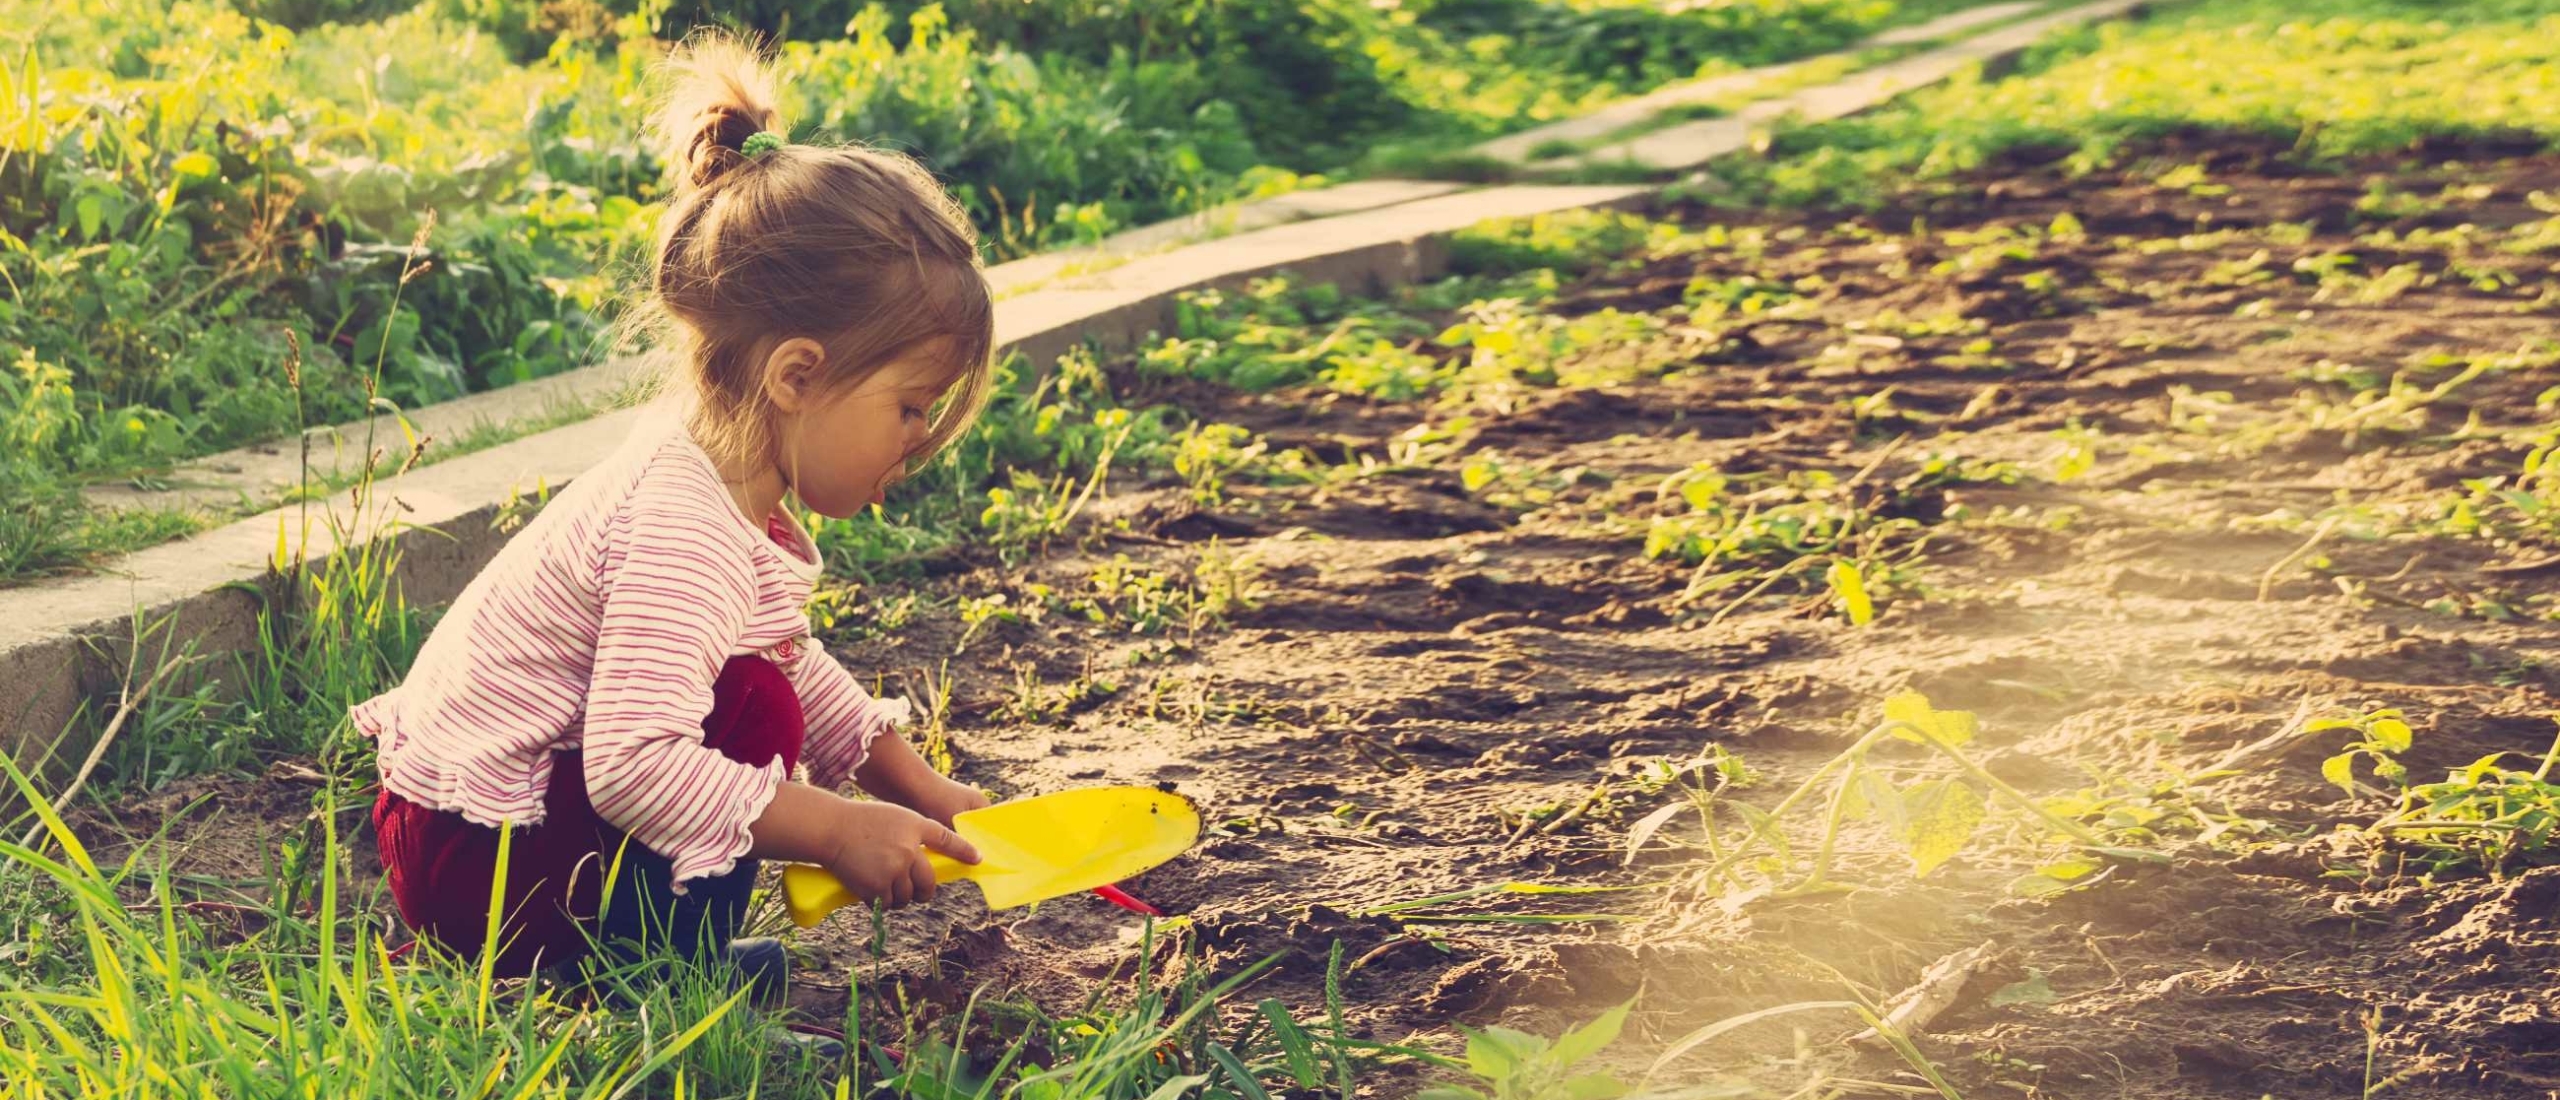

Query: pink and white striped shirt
353;415;905;889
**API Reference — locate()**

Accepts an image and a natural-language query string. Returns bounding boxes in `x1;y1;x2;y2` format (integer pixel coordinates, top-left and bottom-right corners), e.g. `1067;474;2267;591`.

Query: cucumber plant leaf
1897;778;1986;877
1883;692;1977;748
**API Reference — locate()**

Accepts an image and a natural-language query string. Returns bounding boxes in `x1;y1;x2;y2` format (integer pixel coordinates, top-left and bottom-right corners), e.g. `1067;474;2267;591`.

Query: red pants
373;657;805;976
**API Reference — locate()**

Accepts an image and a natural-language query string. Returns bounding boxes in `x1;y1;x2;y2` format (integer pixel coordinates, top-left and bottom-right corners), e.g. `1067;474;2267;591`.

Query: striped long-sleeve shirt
352;415;905;890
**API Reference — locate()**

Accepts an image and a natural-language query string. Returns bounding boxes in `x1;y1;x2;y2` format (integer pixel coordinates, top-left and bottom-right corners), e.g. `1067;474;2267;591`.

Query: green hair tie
740;131;785;157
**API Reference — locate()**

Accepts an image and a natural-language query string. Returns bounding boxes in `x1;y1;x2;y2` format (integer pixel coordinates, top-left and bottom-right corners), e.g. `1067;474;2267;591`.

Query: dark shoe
770;1024;849;1064
726;936;790;1009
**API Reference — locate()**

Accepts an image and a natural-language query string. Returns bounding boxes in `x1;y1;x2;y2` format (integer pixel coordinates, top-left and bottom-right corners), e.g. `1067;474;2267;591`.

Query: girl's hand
823;800;980;908
854;732;990;828
900;771;992;830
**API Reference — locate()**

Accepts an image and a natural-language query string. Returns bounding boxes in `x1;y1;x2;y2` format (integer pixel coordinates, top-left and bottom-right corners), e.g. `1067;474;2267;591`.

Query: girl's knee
703;656;805;768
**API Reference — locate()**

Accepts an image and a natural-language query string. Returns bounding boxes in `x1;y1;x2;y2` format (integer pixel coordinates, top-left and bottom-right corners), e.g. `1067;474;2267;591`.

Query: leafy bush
882;0;1420;167
777;7;1267;257
6;1;629;458
1419;0;1906;88
229;0;418;29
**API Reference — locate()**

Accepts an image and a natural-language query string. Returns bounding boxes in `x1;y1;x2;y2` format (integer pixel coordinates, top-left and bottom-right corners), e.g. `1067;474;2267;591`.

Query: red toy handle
1092;884;1163;917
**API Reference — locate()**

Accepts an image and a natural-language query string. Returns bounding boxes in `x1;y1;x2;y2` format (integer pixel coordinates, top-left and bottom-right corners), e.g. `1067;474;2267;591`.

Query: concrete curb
1467;0;2041;165
2;0;2152;771
1546;0;2145;175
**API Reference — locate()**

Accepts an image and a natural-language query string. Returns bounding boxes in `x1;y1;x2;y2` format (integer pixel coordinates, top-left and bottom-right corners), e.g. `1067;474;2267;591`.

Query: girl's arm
580;511;786;892
749;779;979;906
793;646;905;790
852;729;988;824
793;647;989;825
581;513;980;900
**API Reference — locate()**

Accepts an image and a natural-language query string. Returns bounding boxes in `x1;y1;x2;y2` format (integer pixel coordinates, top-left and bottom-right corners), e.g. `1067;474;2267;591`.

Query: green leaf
2462;752;2516;785
1677;473;1723;511
2371;718;2414;753
1987;969;2056;1007
1882;692;1977;748
1827;559;1874;626
2321;752;2357;794
2035;856;2102;881
1623;800;1688;863
1731;801;1785;851
1898;778;1986;877
1414;1089;1489;1100
1260;1000;1321;1087
2009;873;2072;897
1548;1001;1632;1069
1206;1044;1271;1100
1851;765;1903;832
1141;1074;1212;1100
74;194;103;240
1556;1074;1632;1100
1463;1026;1544;1081
171;150;219;185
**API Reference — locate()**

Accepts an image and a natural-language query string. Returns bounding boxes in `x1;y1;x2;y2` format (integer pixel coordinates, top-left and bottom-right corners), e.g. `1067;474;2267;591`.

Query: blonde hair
635;33;993;481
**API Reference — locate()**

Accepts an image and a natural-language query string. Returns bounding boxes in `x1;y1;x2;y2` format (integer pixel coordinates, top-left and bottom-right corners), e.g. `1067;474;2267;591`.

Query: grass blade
1206;1042;1272;1100
1645;1000;1862;1083
1259;1000;1321;1088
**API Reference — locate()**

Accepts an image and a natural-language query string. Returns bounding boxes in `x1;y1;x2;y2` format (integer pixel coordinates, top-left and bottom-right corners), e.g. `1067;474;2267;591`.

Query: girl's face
774;338;957;519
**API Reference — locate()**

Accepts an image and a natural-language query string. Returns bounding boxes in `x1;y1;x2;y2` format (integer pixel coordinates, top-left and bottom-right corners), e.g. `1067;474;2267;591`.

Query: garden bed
33;137;2560;1094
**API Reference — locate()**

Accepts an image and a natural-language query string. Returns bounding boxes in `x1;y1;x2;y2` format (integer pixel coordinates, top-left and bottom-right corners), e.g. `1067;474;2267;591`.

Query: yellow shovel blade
782;786;1199;928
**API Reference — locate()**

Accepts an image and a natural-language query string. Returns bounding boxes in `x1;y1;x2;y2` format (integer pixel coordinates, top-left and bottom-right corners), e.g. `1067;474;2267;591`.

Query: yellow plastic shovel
781;786;1199;928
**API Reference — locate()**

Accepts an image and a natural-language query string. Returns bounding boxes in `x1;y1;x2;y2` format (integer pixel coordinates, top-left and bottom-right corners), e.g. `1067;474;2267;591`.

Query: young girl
358;37;993;987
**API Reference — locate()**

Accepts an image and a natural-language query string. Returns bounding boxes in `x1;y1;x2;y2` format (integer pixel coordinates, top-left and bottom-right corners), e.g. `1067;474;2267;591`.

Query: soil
66;135;2560;1097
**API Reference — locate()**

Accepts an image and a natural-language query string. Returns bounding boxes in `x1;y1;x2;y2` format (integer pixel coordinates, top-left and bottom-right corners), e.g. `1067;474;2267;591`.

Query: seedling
1645;462;1928;622
1460;449;1584;512
1417;1001;1634;1100
2315;706;2416;798
1684;693;2117;897
1054;544;1263;639
1172;422;1271;505
2352;716;2560;876
2439;428;2560;540
2044;422;2101;483
954;591;1033;654
1622;745;1753;867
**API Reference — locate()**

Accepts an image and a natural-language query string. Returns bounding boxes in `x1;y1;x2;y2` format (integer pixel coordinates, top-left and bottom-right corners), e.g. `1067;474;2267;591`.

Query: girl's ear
760;337;829;413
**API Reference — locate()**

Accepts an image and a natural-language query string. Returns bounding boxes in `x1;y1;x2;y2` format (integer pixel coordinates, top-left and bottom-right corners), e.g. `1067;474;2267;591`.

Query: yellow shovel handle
780;853;974;929
926;851;972;881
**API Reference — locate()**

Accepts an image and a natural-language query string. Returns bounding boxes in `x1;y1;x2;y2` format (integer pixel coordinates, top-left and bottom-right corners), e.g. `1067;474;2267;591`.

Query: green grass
1720;0;2560;207
0;759;1457;1097
0;477;208;587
